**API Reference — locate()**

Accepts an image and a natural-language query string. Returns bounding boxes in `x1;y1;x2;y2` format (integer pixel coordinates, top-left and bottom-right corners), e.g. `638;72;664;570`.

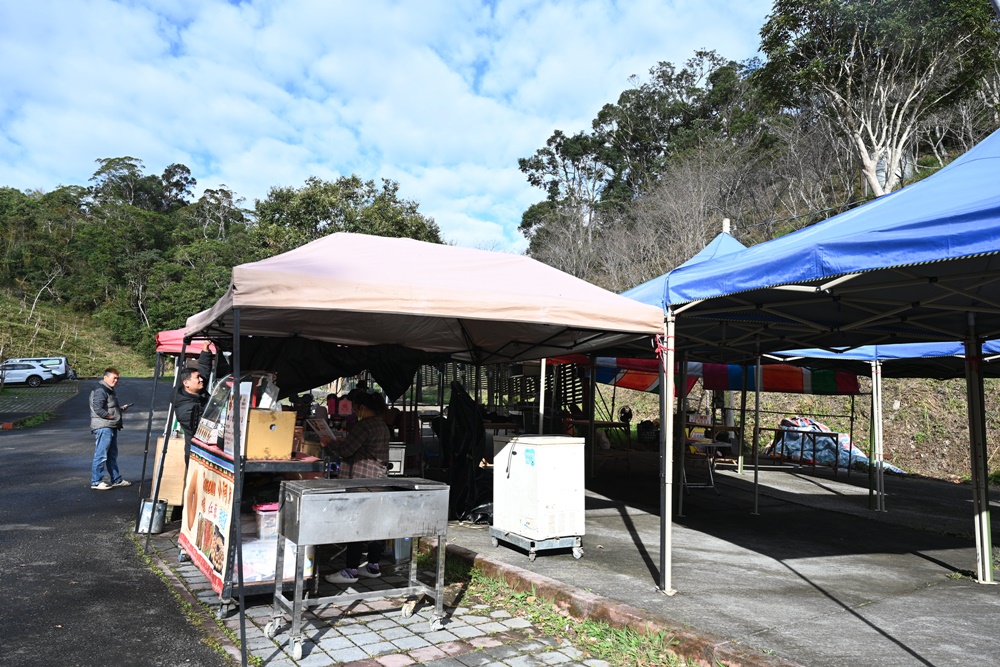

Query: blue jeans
91;427;122;486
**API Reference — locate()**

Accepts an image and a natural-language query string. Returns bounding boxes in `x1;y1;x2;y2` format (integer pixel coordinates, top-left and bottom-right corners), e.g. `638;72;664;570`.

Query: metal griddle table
264;478;449;659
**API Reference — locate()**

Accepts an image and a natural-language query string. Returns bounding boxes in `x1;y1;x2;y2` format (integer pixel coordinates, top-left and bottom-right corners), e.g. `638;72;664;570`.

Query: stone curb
437;541;804;667
147;548;244;664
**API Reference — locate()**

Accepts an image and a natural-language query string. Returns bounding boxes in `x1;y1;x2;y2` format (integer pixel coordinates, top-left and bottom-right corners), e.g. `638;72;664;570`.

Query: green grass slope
0;291;153;377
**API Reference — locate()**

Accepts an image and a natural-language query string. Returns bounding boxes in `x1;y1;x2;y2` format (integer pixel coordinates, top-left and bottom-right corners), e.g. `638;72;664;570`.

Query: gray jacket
90;380;123;430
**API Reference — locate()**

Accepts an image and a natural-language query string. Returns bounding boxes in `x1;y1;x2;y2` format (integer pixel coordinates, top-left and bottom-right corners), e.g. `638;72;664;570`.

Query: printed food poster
179;455;234;592
178;450;315;594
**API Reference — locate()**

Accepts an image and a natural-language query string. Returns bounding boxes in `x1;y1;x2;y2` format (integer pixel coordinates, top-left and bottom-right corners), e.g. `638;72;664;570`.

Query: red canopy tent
155;328;216;355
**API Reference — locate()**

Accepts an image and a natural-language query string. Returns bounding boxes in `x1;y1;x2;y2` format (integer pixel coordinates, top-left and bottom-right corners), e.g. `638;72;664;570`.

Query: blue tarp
766;416;904;474
777;340;1000;362
774;341;1000;379
665;128;1000;305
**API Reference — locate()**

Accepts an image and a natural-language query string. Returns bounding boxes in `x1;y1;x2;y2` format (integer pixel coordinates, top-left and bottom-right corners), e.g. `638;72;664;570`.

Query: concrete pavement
3;379;999;666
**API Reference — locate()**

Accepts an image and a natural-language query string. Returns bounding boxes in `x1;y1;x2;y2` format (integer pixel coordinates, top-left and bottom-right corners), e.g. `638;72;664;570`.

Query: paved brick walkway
148;530;611;667
0;382;78;422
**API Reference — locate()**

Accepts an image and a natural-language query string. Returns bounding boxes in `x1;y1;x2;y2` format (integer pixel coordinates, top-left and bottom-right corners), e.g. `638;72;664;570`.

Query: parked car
0;361;54;387
6;356;72;382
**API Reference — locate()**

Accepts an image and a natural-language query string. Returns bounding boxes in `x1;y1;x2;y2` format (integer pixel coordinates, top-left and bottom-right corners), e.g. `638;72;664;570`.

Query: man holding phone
89;367;132;490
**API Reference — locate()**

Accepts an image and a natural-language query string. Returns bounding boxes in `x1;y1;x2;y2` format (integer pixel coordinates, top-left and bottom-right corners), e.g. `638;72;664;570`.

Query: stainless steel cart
263;478;450;660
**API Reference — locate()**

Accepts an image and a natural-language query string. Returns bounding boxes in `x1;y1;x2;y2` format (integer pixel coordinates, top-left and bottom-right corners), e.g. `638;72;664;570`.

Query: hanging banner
547;356;860;395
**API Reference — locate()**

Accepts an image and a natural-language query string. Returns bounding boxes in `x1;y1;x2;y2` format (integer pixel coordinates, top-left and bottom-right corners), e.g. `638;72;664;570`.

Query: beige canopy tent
182;233;664;666
185;232;664;362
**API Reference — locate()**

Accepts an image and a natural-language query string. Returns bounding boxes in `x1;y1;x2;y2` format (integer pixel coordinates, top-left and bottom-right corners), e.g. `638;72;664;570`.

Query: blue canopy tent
775;340;1000;512
622;229;747;591
622;229;748;309
657;127;1000;586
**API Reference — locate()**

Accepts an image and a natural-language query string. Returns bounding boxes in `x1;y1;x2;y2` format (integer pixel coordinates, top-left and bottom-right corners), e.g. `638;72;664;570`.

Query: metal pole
963;313;995;584
538;358;547;434
659;317;676;595
587;357;597;479
848;393;855;480
676;354;688;517
135;351;163;533
738;366;748;475
868;364;877;510
224;310;249;667
752;351;762;515
142;346;184;548
873;360;886;512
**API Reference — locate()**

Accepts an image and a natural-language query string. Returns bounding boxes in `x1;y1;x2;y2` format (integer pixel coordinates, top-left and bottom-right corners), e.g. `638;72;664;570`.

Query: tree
251;175;441;257
592;50;753;203
756;0;999;196
88;157;146;207
516;130;610;249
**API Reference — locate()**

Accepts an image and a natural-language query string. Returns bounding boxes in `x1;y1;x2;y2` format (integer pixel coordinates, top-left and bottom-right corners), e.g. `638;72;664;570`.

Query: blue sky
0;0;773;251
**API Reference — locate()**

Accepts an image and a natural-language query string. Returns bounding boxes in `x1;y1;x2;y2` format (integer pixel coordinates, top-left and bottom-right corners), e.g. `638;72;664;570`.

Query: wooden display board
151;434;187;506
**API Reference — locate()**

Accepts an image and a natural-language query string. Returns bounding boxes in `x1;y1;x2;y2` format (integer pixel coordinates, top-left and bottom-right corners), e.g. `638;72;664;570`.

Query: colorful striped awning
547;356;861;395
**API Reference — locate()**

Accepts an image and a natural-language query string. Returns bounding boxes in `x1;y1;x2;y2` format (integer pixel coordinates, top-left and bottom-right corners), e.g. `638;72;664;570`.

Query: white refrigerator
491;435;585;560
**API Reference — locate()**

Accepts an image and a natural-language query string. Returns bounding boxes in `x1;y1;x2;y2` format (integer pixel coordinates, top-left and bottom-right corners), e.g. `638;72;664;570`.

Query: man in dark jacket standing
172;341;214;461
90;368;131;490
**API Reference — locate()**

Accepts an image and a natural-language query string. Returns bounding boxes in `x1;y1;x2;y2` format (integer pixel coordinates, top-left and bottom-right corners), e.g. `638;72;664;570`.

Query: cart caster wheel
573;547;584;559
430;618;444;631
290;638;303;660
401;600;417;618
528;551;536;562
490;536;499;548
264;620;279;639
217;602;234;618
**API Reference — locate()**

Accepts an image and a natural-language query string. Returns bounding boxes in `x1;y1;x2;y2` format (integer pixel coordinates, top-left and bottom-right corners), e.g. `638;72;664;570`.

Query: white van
7;357;73;382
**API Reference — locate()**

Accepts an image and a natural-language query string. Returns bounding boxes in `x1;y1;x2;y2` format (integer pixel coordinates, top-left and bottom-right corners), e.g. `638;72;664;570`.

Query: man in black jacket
172;341;214;462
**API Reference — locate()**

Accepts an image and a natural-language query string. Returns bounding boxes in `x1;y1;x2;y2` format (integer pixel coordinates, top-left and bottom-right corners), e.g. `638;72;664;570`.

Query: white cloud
0;0;773;249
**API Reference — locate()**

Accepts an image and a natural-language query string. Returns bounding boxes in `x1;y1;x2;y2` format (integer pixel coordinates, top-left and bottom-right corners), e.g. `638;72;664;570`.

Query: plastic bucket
137;499;167;534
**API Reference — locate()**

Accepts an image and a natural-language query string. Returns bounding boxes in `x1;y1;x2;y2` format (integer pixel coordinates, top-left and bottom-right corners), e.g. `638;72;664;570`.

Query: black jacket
172;350;213;441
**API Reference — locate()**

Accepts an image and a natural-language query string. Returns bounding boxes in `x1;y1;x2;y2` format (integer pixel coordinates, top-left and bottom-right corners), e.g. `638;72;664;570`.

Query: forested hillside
516;0;1000;291
0;163;441;357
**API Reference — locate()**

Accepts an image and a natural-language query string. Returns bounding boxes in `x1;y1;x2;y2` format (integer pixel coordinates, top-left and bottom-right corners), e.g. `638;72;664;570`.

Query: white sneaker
91;481;112;490
325;569;358;584
357;563;381;578
111;479;131;488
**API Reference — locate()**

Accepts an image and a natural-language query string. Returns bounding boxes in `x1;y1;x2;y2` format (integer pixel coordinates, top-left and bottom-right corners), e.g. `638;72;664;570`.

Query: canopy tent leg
538;358;547;434
218;309;250;667
873;361;886;512
135;351;163;533
659;318;676;595
752;351;762;516
964;314;995;584
738;367;748;475
587;357;597;479
848;394;856;480
676;353;688;517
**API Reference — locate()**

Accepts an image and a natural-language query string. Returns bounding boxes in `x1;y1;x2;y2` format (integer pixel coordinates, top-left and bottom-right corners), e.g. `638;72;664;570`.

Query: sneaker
357;563;381;578
91;481;112;490
325;569;358;584
111;479;132;488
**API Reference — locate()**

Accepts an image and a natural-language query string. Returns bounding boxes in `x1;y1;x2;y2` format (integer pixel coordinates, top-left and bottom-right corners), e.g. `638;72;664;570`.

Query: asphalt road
0;377;230;667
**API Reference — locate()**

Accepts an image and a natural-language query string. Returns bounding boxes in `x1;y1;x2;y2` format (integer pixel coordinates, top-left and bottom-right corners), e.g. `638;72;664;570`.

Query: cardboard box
244;409;296;460
298;441;323;459
152;434;187;505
